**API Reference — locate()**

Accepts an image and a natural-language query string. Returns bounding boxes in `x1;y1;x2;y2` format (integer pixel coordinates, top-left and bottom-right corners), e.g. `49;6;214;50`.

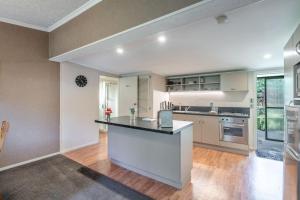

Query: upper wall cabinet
166;71;248;92
166;74;220;92
221;71;248;92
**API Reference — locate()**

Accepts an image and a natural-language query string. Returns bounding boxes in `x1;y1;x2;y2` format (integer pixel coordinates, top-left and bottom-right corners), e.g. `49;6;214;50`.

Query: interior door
119;76;138;116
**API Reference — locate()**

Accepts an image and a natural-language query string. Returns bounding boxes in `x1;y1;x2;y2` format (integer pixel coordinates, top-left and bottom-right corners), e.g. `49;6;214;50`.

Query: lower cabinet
193;119;203;143
200;116;220;145
173;114;202;143
173;114;220;145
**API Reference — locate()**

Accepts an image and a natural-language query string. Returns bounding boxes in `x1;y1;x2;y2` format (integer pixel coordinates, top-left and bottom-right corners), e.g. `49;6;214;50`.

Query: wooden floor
65;133;283;200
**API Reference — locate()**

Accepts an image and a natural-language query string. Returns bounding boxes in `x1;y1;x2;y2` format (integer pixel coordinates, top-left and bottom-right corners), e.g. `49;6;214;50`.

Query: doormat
255;149;283;161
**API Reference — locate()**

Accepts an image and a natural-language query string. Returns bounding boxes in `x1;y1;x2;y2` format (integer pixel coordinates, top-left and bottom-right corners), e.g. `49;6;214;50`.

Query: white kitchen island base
107;124;193;189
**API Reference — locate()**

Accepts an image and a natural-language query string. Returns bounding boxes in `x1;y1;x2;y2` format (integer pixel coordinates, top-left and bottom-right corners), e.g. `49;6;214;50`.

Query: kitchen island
95;116;193;189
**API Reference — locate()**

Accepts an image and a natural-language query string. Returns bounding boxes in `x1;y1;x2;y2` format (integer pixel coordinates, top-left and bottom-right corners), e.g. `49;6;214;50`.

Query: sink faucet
185;106;191;111
210;102;214;110
209;102;218;113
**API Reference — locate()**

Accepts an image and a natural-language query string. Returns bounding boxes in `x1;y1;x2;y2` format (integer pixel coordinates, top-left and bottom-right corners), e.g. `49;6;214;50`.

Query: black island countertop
95;116;193;135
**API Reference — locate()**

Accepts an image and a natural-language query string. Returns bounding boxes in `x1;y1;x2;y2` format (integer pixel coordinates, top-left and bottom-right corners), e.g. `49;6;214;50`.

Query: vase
130;113;136;121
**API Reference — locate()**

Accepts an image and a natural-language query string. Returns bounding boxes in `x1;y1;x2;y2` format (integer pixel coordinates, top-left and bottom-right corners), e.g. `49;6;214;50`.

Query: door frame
259;75;284;142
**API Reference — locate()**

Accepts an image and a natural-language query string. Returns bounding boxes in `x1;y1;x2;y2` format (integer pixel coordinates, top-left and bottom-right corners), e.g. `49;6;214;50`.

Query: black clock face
75;75;87;87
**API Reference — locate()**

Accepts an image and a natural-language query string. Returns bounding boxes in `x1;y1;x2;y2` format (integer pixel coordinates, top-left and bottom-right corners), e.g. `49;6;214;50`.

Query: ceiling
66;0;300;76
0;0;102;31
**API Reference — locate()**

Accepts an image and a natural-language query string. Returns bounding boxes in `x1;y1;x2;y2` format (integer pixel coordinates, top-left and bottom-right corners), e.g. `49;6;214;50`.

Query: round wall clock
75;75;88;87
296;41;300;55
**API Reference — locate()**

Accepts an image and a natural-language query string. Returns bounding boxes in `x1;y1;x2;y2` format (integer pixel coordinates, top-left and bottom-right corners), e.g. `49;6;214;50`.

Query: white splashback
170;91;251;107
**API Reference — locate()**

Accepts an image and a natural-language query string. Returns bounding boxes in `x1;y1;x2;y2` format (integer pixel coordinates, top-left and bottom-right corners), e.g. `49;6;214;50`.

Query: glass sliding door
265;77;284;141
256;76;284;142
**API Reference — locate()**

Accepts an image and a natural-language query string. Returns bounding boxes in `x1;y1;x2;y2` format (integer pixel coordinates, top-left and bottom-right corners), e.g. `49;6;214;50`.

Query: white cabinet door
173;114;220;145
138;75;151;118
173;114;202;143
119;76;138;116
221;71;248;92
201;116;220;145
193;119;203;143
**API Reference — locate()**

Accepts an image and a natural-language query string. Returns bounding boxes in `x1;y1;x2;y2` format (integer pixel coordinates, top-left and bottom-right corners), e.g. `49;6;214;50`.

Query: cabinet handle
231;88;236;91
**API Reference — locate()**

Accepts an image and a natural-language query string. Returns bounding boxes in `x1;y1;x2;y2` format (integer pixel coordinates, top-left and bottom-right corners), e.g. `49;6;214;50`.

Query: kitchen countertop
173;110;250;118
95;116;193;135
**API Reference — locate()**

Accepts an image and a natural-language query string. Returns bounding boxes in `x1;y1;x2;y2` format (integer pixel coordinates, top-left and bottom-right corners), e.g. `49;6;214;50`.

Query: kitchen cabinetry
173;113;249;154
221;71;248;91
173;114;219;145
201;116;220;145
138;73;166;118
174;114;203;143
166;71;249;92
166;74;220;92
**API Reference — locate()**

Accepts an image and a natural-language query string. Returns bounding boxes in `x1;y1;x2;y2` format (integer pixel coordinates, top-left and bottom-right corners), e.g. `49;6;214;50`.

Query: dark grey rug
0;155;152;200
256;149;283;161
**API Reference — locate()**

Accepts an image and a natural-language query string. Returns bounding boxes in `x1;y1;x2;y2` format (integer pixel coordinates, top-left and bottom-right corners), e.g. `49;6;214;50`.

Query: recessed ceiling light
157;35;167;43
116;48;124;55
263;54;272;59
215;15;228;24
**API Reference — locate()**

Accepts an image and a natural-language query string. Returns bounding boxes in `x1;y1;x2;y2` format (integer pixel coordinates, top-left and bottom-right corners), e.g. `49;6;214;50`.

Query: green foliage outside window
256;77;284;133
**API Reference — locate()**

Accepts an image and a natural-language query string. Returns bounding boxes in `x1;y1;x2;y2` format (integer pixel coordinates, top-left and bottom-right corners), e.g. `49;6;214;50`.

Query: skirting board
60;141;99;153
194;143;249;156
0;142;99;172
111;158;185;189
0;152;60;172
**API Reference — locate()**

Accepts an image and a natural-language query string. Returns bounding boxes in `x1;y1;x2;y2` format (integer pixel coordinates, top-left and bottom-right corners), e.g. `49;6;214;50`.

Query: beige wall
60;62;99;152
49;0;202;58
0;22;60;168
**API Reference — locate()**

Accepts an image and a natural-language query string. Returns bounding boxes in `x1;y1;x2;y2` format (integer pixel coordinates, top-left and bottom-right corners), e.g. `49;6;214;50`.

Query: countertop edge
173;111;250;118
95;119;193;135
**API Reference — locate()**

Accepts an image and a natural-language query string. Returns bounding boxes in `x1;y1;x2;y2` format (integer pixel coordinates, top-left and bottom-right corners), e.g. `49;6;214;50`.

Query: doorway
256;75;284;161
99;76;119;133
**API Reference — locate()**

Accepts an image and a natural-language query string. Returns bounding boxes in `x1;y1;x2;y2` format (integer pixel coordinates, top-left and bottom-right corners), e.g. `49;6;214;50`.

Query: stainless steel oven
219;117;248;145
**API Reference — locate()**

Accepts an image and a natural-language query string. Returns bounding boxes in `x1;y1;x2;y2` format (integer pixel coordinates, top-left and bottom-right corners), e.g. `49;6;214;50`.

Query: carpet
255;149;283;161
0;155;152;200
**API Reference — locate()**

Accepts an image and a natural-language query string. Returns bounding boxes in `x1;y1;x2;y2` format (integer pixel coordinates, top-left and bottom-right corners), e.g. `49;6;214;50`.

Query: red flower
105;108;112;116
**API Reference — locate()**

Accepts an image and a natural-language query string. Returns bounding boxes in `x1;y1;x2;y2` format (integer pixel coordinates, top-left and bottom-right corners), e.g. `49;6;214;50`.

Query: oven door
220;122;248;144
